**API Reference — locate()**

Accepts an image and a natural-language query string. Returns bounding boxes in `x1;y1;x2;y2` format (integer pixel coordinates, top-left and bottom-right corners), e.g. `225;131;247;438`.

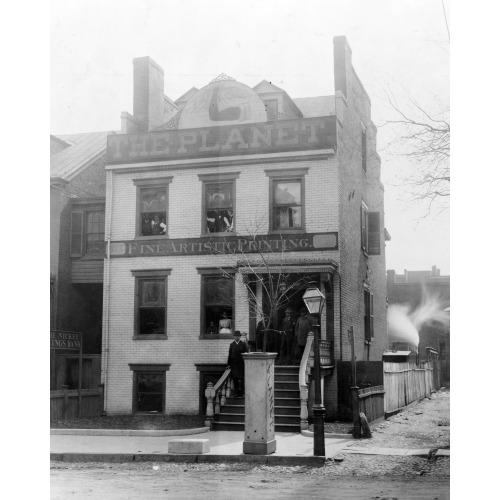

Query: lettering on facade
50;331;82;350
107;117;336;164
110;232;338;258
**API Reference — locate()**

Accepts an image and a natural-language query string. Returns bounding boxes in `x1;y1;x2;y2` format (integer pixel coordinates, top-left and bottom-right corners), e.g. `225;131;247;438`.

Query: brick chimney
333;36;352;100
133;56;165;132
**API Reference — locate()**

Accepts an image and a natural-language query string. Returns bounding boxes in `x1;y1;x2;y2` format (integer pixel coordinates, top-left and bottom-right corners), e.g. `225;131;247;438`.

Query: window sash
203;181;235;234
135;277;168;336
201;275;234;336
271;179;304;230
137;185;169;237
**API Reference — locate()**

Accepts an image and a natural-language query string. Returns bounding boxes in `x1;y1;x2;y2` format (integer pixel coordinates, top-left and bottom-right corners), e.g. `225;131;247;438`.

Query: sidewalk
50;428;449;466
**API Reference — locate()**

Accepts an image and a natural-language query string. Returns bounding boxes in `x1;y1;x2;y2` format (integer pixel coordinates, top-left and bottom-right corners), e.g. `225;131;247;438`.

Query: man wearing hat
227;330;248;398
294;307;315;364
278;306;296;365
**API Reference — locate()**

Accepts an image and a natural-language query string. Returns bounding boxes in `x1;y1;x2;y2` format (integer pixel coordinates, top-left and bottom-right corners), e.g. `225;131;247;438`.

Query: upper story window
70;200;105;258
265;168;308;233
132;269;171;338
133;177;173;238
361;203;381;256
198;173;239;235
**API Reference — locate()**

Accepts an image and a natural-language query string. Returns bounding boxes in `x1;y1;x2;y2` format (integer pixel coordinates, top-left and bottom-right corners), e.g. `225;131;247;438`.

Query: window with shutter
360;205;368;253
361;128;367;174
70;211;83;257
367;212;381;255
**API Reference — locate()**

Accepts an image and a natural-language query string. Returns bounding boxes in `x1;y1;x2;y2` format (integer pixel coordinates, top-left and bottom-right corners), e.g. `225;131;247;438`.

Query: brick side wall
335;38;388;364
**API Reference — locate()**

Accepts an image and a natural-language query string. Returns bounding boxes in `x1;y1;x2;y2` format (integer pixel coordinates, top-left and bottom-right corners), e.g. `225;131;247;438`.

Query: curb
50;452;326;467
50;427;210;437
301;430;353;440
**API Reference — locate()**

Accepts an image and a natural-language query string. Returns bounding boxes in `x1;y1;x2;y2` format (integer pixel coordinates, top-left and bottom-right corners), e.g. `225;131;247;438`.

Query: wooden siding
71;259;104;283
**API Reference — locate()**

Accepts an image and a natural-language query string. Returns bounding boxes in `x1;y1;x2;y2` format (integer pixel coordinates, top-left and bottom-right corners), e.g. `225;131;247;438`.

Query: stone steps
212;366;302;432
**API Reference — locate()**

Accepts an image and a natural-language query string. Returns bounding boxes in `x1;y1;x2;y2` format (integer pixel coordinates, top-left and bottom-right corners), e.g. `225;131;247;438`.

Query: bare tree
381;90;450;216
209;220;314;349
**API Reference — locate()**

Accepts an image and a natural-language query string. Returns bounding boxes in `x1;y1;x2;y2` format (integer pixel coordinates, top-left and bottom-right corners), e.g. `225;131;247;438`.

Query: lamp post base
313;404;326;456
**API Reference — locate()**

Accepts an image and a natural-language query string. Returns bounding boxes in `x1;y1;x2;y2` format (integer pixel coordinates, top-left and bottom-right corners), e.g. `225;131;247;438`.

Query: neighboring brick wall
52;151;107;354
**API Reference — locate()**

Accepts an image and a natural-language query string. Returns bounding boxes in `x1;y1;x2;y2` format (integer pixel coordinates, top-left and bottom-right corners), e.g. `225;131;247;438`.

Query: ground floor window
198;269;235;338
130;364;170;414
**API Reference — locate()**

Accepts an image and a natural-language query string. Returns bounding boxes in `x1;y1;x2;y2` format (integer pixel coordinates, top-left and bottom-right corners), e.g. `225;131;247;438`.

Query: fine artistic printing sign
107;116;336;164
110;232;338;258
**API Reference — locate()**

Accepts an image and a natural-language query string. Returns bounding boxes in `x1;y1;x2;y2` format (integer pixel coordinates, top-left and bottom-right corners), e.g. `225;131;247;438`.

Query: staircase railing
298;332;315;430
298;332;333;430
204;367;233;429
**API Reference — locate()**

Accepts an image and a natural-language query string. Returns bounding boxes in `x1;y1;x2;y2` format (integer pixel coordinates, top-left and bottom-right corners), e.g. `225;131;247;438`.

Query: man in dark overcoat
227;331;248;398
294;307;315;364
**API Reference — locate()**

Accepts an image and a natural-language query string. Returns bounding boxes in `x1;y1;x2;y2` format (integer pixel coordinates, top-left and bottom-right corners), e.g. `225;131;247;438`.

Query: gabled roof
292;96;335;118
253;80;286;94
50;131;116;181
175;87;199;105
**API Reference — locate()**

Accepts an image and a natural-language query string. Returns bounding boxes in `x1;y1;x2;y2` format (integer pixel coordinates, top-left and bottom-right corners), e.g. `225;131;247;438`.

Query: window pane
137;373;163;392
140;280;165;306
274;207;301;229
206;209;233;233
206;183;232;209
139;308;165;335
274;182;301;205
140;188;166;213
205;278;233;305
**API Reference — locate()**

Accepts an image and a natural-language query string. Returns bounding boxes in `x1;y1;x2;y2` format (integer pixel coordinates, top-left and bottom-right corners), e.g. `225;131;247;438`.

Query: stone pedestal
242;352;277;455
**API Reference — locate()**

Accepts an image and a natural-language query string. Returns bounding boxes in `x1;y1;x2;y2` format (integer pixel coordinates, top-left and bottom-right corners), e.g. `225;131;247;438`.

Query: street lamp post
302;287;326;456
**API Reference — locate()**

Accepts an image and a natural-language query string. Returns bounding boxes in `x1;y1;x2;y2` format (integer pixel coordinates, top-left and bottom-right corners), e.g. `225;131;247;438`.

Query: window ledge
200;231;235;238
136;235;169;240
268;229;305;235
133;335;168;340
200;334;235;340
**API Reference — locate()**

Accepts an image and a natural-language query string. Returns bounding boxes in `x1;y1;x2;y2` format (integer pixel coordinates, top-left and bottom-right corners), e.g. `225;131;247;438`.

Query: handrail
205;367;233;428
214;367;231;392
299;332;315;387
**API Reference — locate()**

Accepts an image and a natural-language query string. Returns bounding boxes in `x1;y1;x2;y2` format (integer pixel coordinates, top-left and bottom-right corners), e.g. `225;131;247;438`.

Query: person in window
151;214;165;235
227;331;248;398
160;217;167;235
142;216;152;236
214;212;230;233
206;321;217;335
219;311;232;334
294;307;315;364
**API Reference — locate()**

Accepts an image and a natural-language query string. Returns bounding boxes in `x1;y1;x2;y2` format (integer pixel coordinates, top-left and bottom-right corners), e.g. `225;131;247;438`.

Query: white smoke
388;288;450;348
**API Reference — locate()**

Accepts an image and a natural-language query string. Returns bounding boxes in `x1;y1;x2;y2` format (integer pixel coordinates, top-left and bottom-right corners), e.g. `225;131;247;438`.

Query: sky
50;0;450;274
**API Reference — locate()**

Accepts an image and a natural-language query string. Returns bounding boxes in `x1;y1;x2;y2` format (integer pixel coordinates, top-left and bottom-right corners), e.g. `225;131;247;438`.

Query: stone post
242;352;277;455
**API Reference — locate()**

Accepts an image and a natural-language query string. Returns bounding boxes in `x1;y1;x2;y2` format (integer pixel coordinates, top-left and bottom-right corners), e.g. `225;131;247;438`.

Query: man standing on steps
294;307;315;364
227;330;248;398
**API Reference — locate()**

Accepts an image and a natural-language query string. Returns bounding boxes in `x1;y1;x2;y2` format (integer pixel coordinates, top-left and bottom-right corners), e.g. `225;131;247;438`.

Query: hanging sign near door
50;330;82;350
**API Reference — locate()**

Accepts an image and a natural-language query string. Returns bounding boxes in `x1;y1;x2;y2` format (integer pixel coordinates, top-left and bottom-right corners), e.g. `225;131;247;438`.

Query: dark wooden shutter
360;206;367;252
367;212;380;255
370;293;374;338
70;211;84;257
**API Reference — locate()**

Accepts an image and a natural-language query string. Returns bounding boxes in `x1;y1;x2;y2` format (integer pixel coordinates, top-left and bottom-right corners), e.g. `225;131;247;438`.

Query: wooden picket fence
357;385;385;423
50;386;104;420
383;361;434;415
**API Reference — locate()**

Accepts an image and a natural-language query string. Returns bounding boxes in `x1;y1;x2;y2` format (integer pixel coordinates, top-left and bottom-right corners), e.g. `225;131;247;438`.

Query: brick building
50;131;115;389
102;36;389;419
387;266;450;384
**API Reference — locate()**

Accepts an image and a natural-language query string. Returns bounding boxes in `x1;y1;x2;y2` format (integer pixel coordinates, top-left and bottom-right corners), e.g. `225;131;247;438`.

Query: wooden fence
383;361;434;415
357;385;385;423
50;385;104;420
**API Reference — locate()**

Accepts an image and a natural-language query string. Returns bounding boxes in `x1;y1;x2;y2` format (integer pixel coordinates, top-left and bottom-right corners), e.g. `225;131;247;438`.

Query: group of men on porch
255;306;316;365
226;306;316;398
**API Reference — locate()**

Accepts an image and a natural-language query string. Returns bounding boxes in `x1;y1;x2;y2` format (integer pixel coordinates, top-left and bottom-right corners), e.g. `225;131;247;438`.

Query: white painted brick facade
104;154;341;414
